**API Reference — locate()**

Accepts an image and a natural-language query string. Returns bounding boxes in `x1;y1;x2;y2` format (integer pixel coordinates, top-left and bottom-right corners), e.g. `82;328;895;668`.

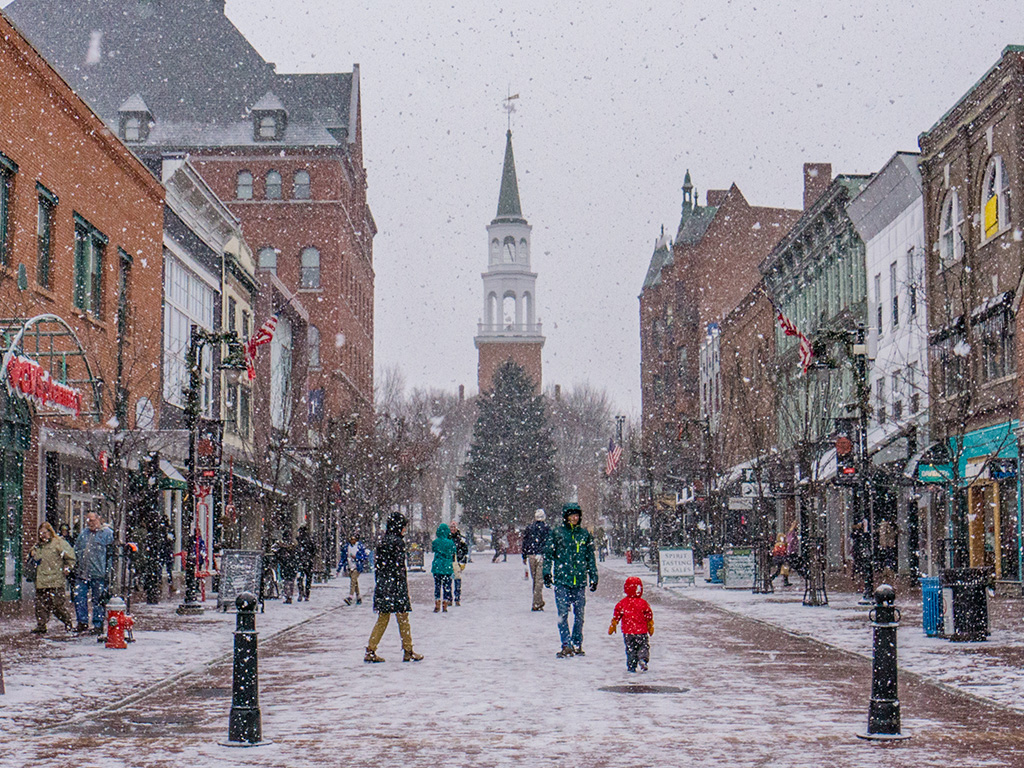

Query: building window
236;171;253;200
258;115;278;140
36;186;56;289
876;378;886;425
241;310;251;342
308;325;320;368
0;156;16;268
892;371;902;422
257;247;277;274
908;363;920;414
939;189;964;265
239;386;251;439
890;262;899;329
309;388;325;424
981;155;1011;240
265;170;282;200
936;335;968;396
300;246;320;289
124;116;142;142
117;248;132;341
293;170;311;199
227;296;237;334
977;309;1015;381
874;273;883;336
224;383;238;435
73;215;107;317
163;254;215;414
907;249;918;317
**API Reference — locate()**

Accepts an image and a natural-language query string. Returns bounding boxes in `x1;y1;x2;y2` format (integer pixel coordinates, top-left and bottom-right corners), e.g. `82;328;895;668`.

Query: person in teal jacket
543;502;598;657
431;523;456;612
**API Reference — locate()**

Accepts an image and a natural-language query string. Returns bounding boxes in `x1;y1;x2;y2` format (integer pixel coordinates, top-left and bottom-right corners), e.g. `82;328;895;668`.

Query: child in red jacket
608;575;654;672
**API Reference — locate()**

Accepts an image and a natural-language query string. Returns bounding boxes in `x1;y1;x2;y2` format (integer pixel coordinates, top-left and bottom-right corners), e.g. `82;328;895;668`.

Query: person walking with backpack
431;523;456;613
543;502;598;658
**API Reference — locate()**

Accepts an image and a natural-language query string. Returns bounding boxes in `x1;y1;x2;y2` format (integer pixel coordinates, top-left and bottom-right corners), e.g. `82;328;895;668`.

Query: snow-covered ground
5;558;1024;767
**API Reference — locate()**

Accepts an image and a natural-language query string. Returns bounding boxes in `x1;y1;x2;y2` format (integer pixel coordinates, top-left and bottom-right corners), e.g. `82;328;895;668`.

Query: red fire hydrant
105;597;134;650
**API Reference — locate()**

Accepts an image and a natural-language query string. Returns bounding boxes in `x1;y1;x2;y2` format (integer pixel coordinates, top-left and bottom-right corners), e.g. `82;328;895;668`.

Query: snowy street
6;558;1024;767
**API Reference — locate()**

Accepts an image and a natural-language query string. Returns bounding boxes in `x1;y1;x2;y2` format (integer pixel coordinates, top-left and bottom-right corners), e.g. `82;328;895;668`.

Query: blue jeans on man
554;583;586;648
74;577;107;629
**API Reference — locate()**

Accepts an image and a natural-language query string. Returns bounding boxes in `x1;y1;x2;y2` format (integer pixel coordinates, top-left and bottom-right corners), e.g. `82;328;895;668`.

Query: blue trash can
708;553;724;584
921;576;942;637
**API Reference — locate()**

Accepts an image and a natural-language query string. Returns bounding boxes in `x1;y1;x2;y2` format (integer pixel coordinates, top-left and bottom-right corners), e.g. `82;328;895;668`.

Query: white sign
659;547;695;586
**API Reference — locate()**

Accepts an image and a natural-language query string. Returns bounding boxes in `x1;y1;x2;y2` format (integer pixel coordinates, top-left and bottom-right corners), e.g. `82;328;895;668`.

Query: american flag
605;437;623;476
776;310;814;374
244;313;279;380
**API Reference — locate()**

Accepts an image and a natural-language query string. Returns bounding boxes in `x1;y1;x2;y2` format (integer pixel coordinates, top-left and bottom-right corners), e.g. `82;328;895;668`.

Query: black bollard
223;592;268;747
857;584;910;741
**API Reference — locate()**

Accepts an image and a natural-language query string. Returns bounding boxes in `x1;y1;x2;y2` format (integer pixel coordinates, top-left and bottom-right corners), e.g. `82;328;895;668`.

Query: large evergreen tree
457;361;560;530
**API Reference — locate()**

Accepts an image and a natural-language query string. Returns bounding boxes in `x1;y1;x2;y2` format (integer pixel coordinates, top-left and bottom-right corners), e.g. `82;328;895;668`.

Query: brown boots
434;600;441;612
433;600;451;613
364;647;384;663
403;648;424;662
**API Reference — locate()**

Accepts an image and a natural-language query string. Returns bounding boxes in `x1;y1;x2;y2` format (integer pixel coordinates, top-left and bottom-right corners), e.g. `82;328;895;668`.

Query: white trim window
981;155;1011;240
163;253;215;414
939;189;965;265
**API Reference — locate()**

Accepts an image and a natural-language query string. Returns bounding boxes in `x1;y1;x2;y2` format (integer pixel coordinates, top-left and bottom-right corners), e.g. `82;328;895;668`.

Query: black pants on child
624;633;650;671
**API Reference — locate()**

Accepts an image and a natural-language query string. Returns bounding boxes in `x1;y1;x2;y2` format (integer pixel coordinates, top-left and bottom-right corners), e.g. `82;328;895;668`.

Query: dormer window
251;91;287;142
117;93;152;143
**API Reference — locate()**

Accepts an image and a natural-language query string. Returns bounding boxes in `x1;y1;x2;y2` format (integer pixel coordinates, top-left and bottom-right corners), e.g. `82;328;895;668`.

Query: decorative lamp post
177;324;247;616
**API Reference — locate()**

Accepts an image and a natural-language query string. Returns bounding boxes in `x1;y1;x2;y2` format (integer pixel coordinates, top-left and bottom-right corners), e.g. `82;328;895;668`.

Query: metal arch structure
0;314;103;422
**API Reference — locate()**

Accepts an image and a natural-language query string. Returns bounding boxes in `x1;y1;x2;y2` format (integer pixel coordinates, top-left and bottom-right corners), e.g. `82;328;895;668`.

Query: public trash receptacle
708;553;724;584
920;576;942;637
940;568;990;641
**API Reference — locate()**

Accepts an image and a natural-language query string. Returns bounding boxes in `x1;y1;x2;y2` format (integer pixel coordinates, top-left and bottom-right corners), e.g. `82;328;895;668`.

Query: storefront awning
158;458;187;490
908;423;1018;485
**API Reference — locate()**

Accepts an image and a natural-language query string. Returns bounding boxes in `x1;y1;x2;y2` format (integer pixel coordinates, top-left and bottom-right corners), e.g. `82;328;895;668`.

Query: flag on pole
245;313;279;380
767;292;813;374
605;437;623;476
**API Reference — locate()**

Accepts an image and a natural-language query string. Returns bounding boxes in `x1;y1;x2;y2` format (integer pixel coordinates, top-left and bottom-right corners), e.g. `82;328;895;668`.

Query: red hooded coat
612;576;653;635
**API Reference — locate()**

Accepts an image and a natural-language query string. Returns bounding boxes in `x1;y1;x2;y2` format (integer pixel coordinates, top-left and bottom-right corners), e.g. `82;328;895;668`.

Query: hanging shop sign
4;353;82;417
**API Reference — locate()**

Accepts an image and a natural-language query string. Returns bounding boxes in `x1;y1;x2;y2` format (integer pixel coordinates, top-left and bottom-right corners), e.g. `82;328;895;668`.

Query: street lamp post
177;324;247;616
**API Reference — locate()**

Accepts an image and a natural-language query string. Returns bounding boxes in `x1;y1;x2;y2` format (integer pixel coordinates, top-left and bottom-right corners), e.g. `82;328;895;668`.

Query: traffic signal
835;430;858;485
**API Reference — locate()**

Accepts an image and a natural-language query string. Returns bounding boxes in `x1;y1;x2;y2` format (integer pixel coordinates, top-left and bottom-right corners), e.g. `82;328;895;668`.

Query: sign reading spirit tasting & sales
4;353;83;417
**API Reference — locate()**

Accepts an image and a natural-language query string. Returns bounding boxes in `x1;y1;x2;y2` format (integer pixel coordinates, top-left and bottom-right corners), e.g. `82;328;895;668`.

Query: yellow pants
367;611;412;651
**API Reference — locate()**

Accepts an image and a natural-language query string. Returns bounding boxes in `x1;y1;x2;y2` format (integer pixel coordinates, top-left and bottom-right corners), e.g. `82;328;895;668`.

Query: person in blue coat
431;523;456;612
340;534;369;605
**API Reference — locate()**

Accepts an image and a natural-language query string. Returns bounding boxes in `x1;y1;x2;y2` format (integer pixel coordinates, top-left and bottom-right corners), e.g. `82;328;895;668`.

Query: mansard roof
5;0;355;148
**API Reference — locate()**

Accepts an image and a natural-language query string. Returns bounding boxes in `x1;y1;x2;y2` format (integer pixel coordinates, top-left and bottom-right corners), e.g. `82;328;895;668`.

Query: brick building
638;173;799;543
0;10;164;603
7;0;376;426
918;45;1024;579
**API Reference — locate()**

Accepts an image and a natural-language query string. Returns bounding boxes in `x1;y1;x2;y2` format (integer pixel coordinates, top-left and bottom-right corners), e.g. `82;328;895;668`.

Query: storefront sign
658;547;695;586
4;354;82;417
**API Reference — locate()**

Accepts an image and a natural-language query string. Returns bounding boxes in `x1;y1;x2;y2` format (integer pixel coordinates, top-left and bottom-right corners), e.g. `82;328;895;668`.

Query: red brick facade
477;341;543;393
0;12;164;594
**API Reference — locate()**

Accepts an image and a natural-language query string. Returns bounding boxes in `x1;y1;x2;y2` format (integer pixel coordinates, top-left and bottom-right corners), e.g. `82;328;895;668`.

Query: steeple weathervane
503;90;519;131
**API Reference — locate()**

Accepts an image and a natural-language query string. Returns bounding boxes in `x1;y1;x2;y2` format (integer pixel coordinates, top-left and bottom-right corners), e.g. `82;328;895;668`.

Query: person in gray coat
73;512;114;634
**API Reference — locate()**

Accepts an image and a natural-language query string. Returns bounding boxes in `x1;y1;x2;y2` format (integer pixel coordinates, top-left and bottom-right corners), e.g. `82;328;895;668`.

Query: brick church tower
475;130;545;392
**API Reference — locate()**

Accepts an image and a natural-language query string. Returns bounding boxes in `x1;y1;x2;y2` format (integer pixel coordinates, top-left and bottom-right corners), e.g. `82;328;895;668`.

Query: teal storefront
919;421;1020;579
0;386;30;601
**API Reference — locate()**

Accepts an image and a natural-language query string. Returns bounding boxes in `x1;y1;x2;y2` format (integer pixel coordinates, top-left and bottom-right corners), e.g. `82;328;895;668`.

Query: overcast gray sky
231;2;1022;413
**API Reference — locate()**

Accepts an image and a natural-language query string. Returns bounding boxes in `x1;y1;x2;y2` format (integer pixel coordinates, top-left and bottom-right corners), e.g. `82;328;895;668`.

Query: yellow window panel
984;194;999;238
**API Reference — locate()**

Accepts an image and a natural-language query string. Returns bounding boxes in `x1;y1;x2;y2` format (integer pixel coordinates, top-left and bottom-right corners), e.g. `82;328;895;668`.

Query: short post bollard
857;584;910;741
221;592;270;747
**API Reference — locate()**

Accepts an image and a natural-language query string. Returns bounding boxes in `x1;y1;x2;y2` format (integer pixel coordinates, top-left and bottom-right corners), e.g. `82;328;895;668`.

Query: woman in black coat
364;512;422;663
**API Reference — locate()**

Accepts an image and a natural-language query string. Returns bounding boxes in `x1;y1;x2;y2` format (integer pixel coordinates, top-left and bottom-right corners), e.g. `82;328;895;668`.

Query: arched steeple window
502;236;516;263
487;293;498;327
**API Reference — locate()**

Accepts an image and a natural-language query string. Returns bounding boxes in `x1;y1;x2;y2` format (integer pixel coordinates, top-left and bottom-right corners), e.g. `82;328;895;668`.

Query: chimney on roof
803;163;832;210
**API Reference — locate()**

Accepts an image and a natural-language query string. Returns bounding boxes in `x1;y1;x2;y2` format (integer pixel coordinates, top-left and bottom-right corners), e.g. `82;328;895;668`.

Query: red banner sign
5;353;82;417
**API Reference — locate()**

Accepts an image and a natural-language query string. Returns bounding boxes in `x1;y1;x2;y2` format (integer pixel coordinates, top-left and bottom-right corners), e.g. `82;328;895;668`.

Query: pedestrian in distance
72;512;114;635
365;512;423;662
30;522;76;635
296;525;317;602
608;576;654;672
769;533;790;587
450;521;468;606
491;527;507;563
275;536;298;604
431;523;455;612
522;509;550;611
543;502;599;658
341;534;369;605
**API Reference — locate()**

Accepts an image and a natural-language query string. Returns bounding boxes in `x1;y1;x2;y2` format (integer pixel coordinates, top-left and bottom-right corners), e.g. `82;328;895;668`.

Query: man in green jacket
543;502;598;658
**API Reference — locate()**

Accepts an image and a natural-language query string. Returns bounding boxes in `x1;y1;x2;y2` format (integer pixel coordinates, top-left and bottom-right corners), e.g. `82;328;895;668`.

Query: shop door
967;482;999;572
0;448;24;601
